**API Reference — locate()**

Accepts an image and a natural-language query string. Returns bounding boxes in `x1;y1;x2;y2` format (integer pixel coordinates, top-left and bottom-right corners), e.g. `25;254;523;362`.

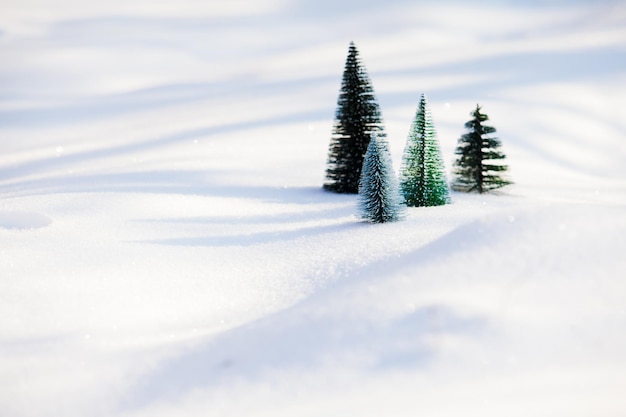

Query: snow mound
121;201;626;417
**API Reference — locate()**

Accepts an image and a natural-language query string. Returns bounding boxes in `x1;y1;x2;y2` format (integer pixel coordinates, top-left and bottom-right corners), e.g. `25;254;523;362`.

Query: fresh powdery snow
1;1;626;416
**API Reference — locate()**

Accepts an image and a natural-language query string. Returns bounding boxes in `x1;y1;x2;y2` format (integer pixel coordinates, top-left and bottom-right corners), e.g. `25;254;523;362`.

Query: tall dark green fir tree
358;134;405;223
451;105;512;193
399;94;450;207
324;42;386;194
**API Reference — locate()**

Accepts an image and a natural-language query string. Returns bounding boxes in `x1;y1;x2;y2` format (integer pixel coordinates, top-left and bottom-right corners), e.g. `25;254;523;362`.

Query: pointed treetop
470;104;488;120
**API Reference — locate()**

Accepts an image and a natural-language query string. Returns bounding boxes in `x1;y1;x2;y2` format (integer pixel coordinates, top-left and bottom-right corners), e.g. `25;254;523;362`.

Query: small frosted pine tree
400;94;450;207
451;105;512;193
358;134;405;223
324;42;386;194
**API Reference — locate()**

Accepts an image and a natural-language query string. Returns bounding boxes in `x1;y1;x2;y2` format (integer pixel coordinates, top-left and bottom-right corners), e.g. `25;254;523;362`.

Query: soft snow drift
0;211;51;229
1;1;625;417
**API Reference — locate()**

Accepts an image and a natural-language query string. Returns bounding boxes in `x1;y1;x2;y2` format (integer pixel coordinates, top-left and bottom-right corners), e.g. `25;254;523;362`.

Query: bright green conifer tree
399;94;450;207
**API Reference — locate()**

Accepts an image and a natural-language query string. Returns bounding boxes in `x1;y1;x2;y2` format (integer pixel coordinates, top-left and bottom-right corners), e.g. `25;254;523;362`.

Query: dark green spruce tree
324;42;386;193
400;94;450;207
358;134;405;223
451;105;512;193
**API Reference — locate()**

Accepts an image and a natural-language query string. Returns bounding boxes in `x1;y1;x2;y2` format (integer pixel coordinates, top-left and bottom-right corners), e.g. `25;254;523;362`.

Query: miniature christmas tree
399;94;450;207
358;134;405;223
451;105;512;193
324;42;386;194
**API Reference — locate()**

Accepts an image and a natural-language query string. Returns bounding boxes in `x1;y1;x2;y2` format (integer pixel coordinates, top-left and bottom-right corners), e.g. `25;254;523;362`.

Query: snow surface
1;1;625;416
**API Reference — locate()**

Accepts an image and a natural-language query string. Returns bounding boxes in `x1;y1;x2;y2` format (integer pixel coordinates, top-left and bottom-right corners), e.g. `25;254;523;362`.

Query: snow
0;211;51;229
1;1;625;416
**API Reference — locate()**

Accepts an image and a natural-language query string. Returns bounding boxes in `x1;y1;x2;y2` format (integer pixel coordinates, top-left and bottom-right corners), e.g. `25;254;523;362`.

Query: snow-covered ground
1;1;625;416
